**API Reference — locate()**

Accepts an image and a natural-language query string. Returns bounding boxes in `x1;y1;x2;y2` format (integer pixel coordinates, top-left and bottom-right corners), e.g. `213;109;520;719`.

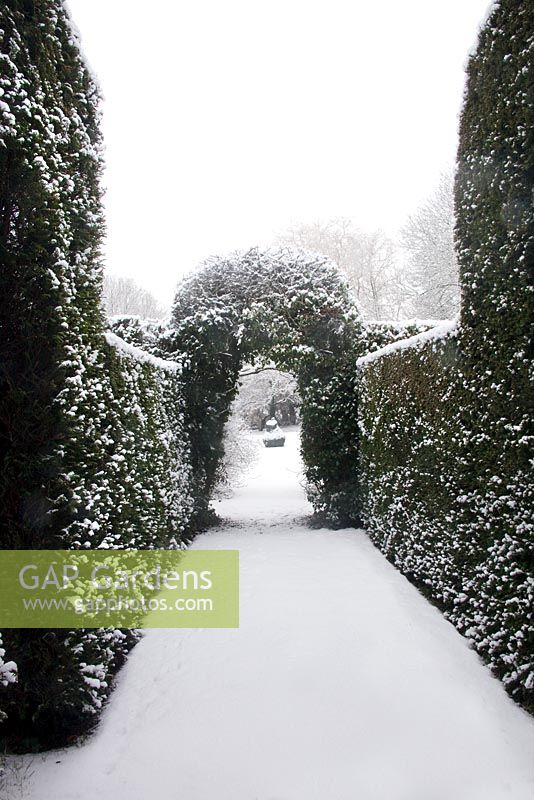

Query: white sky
67;0;489;306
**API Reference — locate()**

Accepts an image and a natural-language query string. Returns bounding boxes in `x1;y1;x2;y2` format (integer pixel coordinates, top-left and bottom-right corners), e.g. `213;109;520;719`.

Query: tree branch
239;366;293;378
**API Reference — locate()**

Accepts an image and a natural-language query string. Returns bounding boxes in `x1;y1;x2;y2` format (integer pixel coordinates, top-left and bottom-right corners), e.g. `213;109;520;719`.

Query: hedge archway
167;247;366;527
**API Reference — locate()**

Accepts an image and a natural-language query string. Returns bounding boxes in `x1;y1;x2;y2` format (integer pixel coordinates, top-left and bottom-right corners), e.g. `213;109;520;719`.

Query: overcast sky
67;0;489;306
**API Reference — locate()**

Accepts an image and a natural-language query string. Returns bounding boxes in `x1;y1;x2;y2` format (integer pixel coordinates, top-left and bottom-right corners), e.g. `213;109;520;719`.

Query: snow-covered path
24;431;534;799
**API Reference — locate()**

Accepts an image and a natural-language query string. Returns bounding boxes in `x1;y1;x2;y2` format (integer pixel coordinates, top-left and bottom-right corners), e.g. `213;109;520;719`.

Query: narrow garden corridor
19;431;534;800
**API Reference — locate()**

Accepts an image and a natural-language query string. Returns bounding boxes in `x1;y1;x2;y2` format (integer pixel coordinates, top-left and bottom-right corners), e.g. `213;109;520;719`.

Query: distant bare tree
102;274;164;319
401;172;460;319
215;413;260;494
216;369;299;493
276;218;408;320
234;370;300;430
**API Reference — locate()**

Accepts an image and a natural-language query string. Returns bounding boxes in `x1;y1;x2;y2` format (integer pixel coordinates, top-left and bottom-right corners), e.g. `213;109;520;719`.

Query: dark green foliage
358;0;533;712
300;319;439;526
1;627;139;753
0;2;194;749
362;320;439;352
1;0;532;749
456;0;533;352
168;259;440;529
359;332;464;604
1;335;193;751
107;315;165;351
57;336;193;551
0;0;111;748
455;0;533;506
299;353;361;526
359;326;533;712
171;303;242;528
169;248;364;527
0;0;104;551
453;0;533;709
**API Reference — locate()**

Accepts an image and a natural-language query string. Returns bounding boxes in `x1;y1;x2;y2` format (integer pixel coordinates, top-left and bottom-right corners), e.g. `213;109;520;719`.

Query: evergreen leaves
359;0;533;712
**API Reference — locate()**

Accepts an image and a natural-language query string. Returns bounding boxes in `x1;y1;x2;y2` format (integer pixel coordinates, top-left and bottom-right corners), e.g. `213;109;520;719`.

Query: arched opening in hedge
167;247;366;528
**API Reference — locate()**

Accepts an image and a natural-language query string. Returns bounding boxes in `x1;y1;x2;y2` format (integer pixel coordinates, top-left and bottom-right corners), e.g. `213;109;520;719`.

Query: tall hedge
455;0;533;522
454;0;533;624
0;0;108;748
358;0;533;711
453;0;533;709
0;0;104;551
0;334;193;751
0;2;194;750
1;0;531;750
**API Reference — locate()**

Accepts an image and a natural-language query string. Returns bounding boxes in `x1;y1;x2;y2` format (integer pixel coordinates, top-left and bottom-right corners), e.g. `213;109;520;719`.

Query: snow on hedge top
357;319;458;368
105;332;180;374
172;247;358;325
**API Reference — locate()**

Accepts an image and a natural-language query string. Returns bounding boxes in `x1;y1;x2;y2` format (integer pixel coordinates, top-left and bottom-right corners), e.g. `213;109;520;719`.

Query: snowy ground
13;430;534;799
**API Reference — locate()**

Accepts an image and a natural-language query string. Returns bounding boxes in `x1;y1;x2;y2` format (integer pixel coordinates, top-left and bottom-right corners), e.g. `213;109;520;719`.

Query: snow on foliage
168;246;364;527
1;0;531;750
357;319;458;367
0;1;194;747
276;219;401;320
105;331;181;374
172;246;360;369
0;635;17;723
358;0;533;712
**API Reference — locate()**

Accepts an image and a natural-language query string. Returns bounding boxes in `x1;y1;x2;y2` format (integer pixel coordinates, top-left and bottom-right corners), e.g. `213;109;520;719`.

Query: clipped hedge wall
0;1;194;750
72;333;193;552
360;0;534;710
299;352;362;527
358;323;532;711
0;334;194;751
357;0;533;712
300;319;441;526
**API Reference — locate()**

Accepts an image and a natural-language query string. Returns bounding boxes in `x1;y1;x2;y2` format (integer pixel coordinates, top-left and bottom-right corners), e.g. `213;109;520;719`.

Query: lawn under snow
14;430;534;800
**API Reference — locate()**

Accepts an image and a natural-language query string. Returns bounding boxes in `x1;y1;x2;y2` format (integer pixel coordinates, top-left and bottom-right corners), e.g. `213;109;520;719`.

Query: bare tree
102;274;164;319
215;412;261;495
234;369;300;430
400;172;459;319
276;218;408;320
215;369;299;493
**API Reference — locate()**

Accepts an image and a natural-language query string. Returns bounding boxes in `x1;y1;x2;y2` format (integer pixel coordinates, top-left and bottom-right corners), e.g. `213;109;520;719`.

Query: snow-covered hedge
74;333;193;552
0;332;194;749
0;637;17;724
0;1;194;749
358;322;532;711
166;252;447;529
358;0;533;712
299;319;442;526
169;247;364;527
361;319;443;353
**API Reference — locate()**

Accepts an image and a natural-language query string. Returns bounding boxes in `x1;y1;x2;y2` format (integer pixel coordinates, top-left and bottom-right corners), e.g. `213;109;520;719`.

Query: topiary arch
166;247;367;528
